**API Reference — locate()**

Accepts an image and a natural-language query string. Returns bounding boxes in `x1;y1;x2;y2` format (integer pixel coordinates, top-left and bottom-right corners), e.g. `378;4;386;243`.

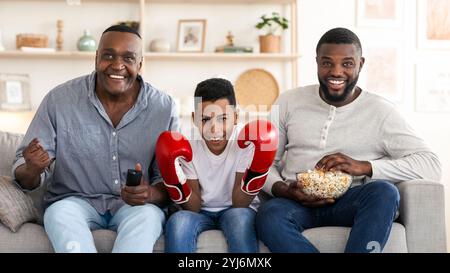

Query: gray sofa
0;130;446;253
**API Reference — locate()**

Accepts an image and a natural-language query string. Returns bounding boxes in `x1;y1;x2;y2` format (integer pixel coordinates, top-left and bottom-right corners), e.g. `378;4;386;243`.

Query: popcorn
296;169;352;199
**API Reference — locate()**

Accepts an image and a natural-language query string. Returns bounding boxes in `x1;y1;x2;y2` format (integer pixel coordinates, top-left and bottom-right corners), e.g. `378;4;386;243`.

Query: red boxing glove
156;131;193;204
238;120;278;195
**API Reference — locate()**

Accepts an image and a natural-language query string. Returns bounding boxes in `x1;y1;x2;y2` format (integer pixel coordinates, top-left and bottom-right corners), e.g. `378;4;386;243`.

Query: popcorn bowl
296;169;352;199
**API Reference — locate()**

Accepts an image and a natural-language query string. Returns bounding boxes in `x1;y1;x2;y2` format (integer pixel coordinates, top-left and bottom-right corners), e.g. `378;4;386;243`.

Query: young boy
157;78;277;253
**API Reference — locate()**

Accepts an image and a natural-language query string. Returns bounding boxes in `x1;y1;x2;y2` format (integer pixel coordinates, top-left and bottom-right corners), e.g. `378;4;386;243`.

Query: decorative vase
77;29;96;52
259;34;281;53
149;39;171;52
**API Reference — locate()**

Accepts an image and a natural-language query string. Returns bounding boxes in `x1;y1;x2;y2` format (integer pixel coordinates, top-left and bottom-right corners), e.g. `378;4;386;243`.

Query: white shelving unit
0;0;299;86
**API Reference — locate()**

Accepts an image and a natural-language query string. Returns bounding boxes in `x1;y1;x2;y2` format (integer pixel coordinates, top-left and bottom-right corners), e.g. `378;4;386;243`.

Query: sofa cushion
302;223;408;253
0;131;46;224
0;176;39;232
0;223;53;253
0;224;270;253
0;223;406;253
71;229;269;253
0;131;23;177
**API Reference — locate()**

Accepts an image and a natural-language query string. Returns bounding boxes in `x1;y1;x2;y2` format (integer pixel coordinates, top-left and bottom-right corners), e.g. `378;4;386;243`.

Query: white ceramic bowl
149;39;171;52
296;169;352;199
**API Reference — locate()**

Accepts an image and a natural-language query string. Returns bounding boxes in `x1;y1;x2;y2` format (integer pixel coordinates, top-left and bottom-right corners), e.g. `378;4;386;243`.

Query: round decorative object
297;169;353;199
234;68;279;112
149;39;171;52
77;29;96;52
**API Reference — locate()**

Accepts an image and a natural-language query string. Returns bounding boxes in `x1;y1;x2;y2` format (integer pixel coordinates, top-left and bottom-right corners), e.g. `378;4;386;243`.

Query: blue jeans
165;207;258;253
43;196;165;253
256;180;400;253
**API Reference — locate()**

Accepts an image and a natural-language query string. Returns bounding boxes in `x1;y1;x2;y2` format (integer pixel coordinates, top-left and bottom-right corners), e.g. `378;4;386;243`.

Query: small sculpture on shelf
215;31;253;53
226;31;234;46
56;19;63;51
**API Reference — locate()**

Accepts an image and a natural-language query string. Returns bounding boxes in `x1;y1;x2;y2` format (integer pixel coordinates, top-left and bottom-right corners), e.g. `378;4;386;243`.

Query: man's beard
319;76;359;102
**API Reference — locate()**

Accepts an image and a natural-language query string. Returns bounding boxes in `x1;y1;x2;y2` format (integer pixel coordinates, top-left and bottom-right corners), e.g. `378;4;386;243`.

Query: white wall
1;0;449;251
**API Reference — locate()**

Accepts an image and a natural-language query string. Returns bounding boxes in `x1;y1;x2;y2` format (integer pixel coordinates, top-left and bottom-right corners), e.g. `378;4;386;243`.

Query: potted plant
255;12;289;53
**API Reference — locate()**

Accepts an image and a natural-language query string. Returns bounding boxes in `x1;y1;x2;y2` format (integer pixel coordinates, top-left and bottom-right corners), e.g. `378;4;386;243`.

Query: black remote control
126;169;142;187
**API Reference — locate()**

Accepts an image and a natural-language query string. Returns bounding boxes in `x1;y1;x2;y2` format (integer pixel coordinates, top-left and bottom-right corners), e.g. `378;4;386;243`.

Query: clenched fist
23;138;53;176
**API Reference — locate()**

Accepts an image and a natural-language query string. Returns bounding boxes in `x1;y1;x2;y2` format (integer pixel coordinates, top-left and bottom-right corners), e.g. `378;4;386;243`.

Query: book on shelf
215;45;253;53
20;47;56;53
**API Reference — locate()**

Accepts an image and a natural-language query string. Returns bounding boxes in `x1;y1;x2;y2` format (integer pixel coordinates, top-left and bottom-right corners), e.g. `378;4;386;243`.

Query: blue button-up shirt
12;71;179;214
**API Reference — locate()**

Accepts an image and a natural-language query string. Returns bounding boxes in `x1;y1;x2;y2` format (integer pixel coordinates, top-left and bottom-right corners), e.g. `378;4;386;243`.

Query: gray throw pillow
0;175;38;232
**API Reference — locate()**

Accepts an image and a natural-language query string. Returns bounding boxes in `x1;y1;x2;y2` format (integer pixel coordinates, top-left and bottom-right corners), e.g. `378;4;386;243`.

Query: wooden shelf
144;52;300;61
1;0;141;3
0;50;95;59
0;51;300;61
146;0;295;4
8;0;294;3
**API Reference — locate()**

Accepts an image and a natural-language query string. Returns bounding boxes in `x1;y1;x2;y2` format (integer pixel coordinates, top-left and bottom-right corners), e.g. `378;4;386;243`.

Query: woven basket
16;34;49;49
234;68;279;112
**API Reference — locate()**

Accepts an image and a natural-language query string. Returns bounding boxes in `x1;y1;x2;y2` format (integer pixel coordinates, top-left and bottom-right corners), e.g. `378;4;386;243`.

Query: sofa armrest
397;180;446;252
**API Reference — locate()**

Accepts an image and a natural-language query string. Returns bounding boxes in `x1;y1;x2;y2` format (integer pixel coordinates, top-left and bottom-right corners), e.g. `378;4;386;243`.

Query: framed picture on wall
417;0;450;49
356;0;404;28
358;41;404;103
0;73;31;111
177;19;207;52
416;64;450;112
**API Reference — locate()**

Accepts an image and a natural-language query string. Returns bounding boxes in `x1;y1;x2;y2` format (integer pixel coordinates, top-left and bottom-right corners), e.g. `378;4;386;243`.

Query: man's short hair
316;27;362;56
102;24;141;39
194;78;237;110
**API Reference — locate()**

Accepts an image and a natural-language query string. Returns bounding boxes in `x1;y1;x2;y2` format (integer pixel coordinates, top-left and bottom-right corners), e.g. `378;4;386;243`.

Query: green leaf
255;11;289;33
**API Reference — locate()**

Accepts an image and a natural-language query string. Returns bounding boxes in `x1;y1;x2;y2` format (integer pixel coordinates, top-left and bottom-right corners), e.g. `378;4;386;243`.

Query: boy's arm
232;172;255;207
180;179;202;212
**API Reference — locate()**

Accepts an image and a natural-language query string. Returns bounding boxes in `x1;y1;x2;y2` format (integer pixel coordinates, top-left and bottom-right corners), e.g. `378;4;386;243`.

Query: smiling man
255;28;442;253
12;25;178;252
